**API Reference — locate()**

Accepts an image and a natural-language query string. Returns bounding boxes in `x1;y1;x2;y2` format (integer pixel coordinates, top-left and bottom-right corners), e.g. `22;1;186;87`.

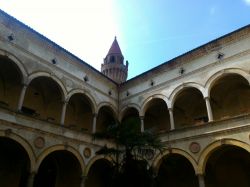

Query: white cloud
244;0;250;5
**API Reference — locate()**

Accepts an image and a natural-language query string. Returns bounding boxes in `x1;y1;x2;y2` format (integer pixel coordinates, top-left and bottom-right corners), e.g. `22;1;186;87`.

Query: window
110;56;115;62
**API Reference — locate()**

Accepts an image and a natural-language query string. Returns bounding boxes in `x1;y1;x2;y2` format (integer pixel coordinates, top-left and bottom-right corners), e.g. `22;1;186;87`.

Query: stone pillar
168;108;175;130
204;97;213;122
92;113;97;133
197;174;205;187
80;176;87;187
140;116;144;132
26;172;36;187
60;101;68;126
17;84;28;111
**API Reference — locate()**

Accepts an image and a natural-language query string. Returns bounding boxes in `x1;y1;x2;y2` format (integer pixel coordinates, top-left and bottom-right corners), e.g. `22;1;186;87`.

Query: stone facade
0;9;250;187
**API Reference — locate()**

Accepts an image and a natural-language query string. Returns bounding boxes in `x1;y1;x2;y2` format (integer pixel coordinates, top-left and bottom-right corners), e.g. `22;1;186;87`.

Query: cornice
120;49;250;103
0;36;118;102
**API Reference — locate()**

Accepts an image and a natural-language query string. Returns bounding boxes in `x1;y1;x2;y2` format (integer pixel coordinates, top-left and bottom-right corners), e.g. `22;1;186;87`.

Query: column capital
81;175;88;179
62;100;68;105
196;173;204;177
22;83;29;88
204;96;210;100
30;171;37;176
139;116;144;120
168;107;173;112
93;113;98;117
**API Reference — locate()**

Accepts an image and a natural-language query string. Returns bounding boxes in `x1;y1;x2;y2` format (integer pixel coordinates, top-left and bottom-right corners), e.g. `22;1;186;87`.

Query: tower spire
101;37;128;84
107;36;123;56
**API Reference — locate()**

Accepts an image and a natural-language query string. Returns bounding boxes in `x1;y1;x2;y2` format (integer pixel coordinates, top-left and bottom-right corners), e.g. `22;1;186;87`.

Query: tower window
110;56;115;62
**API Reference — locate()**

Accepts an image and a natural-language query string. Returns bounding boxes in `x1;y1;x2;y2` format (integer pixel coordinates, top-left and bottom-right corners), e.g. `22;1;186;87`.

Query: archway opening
0;137;30;187
156;153;198;187
121;107;139;122
173;87;207;128
210;74;250;120
85;159;113;187
22;77;63;124
205;145;250;187
96;106;116;132
144;98;170;133
34;150;82;187
0;56;23;110
65;93;93;132
121;107;140;130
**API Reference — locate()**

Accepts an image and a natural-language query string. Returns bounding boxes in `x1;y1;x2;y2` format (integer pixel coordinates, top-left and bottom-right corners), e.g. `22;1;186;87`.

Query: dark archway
34;150;82;187
22;77;63;124
121;107;140;123
85;159;113;187
121;107;140;132
0;137;30;187
210;74;250;120
144;98;170;133
96;106;116;132
0;56;23;110
173;87;207;128
65;93;93;132
156;154;198;187
205;145;250;187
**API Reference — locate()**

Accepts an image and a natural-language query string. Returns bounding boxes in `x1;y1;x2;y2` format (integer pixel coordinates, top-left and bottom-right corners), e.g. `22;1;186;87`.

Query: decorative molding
34;136;45;149
83;147;92;158
189;142;201;153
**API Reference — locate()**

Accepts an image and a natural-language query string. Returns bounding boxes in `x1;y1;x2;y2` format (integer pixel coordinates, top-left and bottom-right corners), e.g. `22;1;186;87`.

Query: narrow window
110;56;115;62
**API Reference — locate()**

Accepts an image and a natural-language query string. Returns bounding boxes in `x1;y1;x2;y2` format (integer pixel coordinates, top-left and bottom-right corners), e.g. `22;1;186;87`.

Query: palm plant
93;117;164;187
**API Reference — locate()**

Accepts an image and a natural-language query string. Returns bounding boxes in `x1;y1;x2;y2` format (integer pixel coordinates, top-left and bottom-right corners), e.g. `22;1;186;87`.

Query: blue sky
1;0;250;79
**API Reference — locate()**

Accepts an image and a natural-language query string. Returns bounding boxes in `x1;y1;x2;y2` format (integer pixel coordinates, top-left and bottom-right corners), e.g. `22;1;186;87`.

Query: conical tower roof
107;37;123;56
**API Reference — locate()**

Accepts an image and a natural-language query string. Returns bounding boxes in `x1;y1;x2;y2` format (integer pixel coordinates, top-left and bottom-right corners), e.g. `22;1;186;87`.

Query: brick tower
101;37;128;84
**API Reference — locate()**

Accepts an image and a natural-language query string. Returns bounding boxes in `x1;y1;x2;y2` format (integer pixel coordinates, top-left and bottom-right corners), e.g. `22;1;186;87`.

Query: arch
0;49;28;83
169;82;205;108
84;155;112;176
119;104;140;121
0;130;36;172
27;72;67;101
172;86;208;128
65;90;95;131
35;144;85;173
67;89;97;113
205;68;250;97
97;102;118;117
143;97;170;132
0;54;27;109
96;104;117;132
140;94;168;116
198;139;250;174
152;148;198;175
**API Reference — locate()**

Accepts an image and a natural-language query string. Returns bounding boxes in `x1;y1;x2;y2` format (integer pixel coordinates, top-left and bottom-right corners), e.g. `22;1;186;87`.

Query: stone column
168;108;175;130
140;116;144;132
204;97;213;122
60;101;68;126
80;176;87;187
17;84;28;111
197;174;205;187
26;172;36;187
92;113;97;133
